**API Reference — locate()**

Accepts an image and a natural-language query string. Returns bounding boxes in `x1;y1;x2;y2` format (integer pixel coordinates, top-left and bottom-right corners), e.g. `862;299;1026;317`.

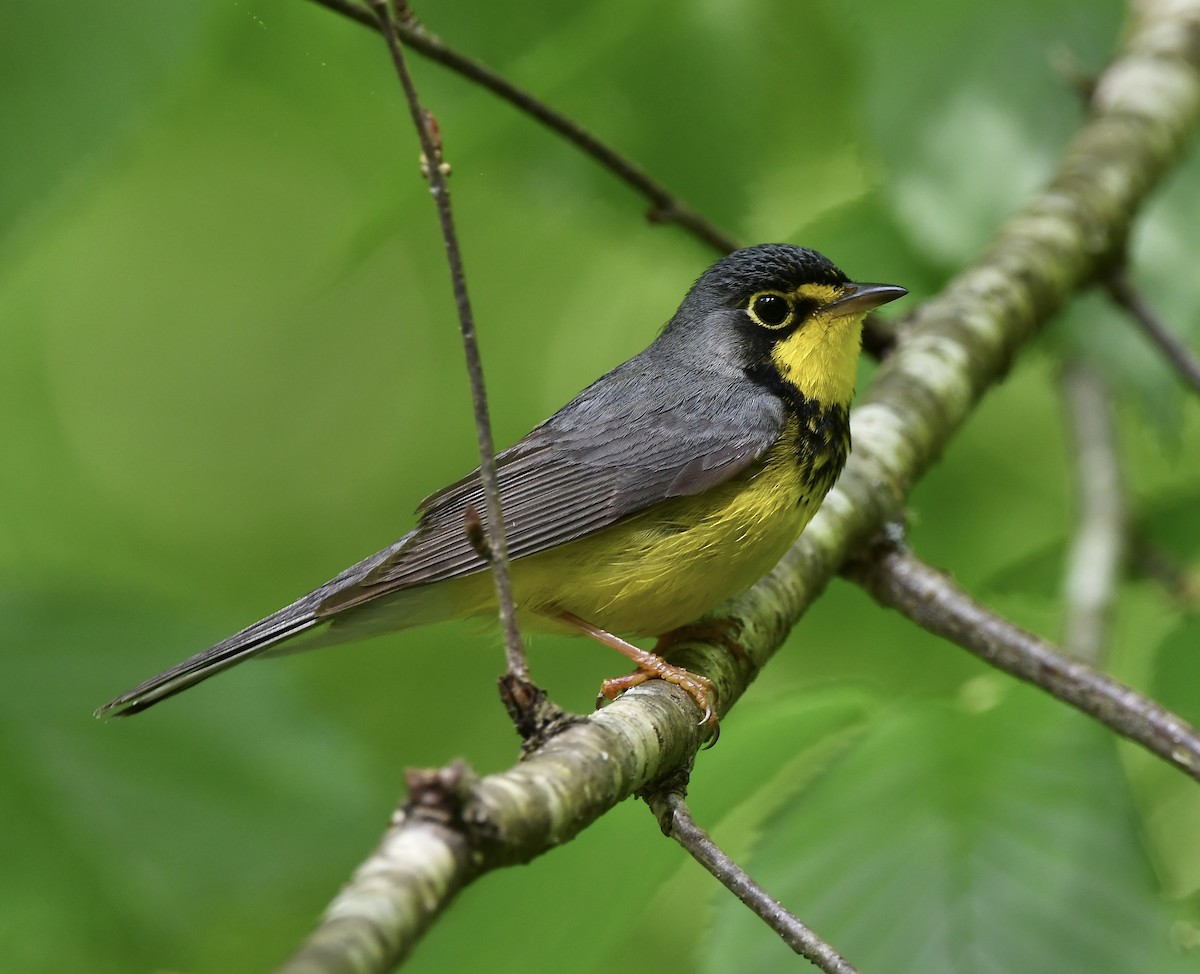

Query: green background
3;1;1198;971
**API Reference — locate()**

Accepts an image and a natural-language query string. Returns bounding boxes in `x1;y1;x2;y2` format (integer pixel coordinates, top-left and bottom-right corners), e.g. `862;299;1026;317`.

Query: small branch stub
497;674;574;750
463;504;492;561
417;107;452;179
404;760;478;826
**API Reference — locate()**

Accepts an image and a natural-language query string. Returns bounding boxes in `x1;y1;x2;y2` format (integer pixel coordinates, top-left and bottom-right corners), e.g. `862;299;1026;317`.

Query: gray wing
346;356;785;596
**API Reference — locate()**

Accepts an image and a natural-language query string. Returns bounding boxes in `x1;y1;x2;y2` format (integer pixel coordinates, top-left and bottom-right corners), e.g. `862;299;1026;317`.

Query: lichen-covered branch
280;2;1200;971
280;695;708;973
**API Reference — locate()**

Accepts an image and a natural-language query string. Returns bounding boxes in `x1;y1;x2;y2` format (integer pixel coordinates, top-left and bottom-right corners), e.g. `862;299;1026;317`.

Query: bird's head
665;244;906;408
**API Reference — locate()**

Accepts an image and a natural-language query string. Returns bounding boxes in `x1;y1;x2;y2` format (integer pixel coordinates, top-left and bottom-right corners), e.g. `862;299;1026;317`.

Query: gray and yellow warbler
98;244;905;735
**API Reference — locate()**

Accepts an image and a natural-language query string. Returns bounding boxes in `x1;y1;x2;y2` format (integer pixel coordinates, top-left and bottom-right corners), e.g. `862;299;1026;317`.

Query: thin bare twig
306;0;740;254
367;0;529;687
1105;268;1200;393
844;536;1200;783
645;783;862;974
1059;360;1126;663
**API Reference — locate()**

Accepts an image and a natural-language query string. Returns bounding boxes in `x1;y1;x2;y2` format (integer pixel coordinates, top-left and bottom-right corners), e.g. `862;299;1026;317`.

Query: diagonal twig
305;0;740;254
1105;267;1200;393
644;780;862;974
843;535;1200;783
303;0;913;359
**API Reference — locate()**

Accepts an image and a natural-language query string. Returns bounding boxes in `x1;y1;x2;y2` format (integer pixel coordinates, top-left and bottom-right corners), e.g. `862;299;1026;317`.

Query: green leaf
688;688;878;825
979;537;1068;600
705;685;1191;974
1153;618;1200;724
1139;491;1200;565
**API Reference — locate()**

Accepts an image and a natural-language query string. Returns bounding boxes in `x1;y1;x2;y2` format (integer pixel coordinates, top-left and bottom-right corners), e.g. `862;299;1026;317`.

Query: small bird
97;244;905;731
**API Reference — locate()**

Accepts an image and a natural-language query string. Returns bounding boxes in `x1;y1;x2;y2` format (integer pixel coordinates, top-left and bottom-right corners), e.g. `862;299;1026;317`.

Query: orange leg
553;611;719;738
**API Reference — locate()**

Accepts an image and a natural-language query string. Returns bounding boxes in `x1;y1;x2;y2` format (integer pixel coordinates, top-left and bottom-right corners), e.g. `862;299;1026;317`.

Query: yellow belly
441;427;829;636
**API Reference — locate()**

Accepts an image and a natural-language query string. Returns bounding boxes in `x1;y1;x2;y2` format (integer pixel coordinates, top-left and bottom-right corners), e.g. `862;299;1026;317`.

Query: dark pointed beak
828;282;908;315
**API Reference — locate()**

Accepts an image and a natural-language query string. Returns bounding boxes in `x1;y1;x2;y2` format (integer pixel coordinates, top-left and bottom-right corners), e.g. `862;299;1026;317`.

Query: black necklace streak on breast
745;361;852;505
792;396;850;500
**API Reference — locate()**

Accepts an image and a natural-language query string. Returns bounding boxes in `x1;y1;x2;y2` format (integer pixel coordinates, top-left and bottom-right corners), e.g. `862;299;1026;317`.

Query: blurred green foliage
2;0;1198;972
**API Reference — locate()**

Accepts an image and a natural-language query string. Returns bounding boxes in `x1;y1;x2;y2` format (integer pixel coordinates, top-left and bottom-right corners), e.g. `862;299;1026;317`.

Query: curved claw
596;661;720;745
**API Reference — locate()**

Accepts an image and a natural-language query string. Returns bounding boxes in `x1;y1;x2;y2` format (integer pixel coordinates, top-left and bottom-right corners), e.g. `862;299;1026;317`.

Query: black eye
749;292;794;328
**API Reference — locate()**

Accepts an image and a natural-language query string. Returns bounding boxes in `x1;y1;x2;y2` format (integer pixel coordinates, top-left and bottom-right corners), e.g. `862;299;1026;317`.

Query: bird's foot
551;611;719;743
596;656;718;743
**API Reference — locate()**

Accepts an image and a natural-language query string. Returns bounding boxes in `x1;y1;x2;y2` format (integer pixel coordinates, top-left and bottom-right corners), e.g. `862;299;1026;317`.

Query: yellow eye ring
747;290;795;329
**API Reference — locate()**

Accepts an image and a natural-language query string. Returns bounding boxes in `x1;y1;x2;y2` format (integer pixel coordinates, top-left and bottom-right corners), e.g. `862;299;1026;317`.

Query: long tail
96;533;422;718
95;600;324;717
